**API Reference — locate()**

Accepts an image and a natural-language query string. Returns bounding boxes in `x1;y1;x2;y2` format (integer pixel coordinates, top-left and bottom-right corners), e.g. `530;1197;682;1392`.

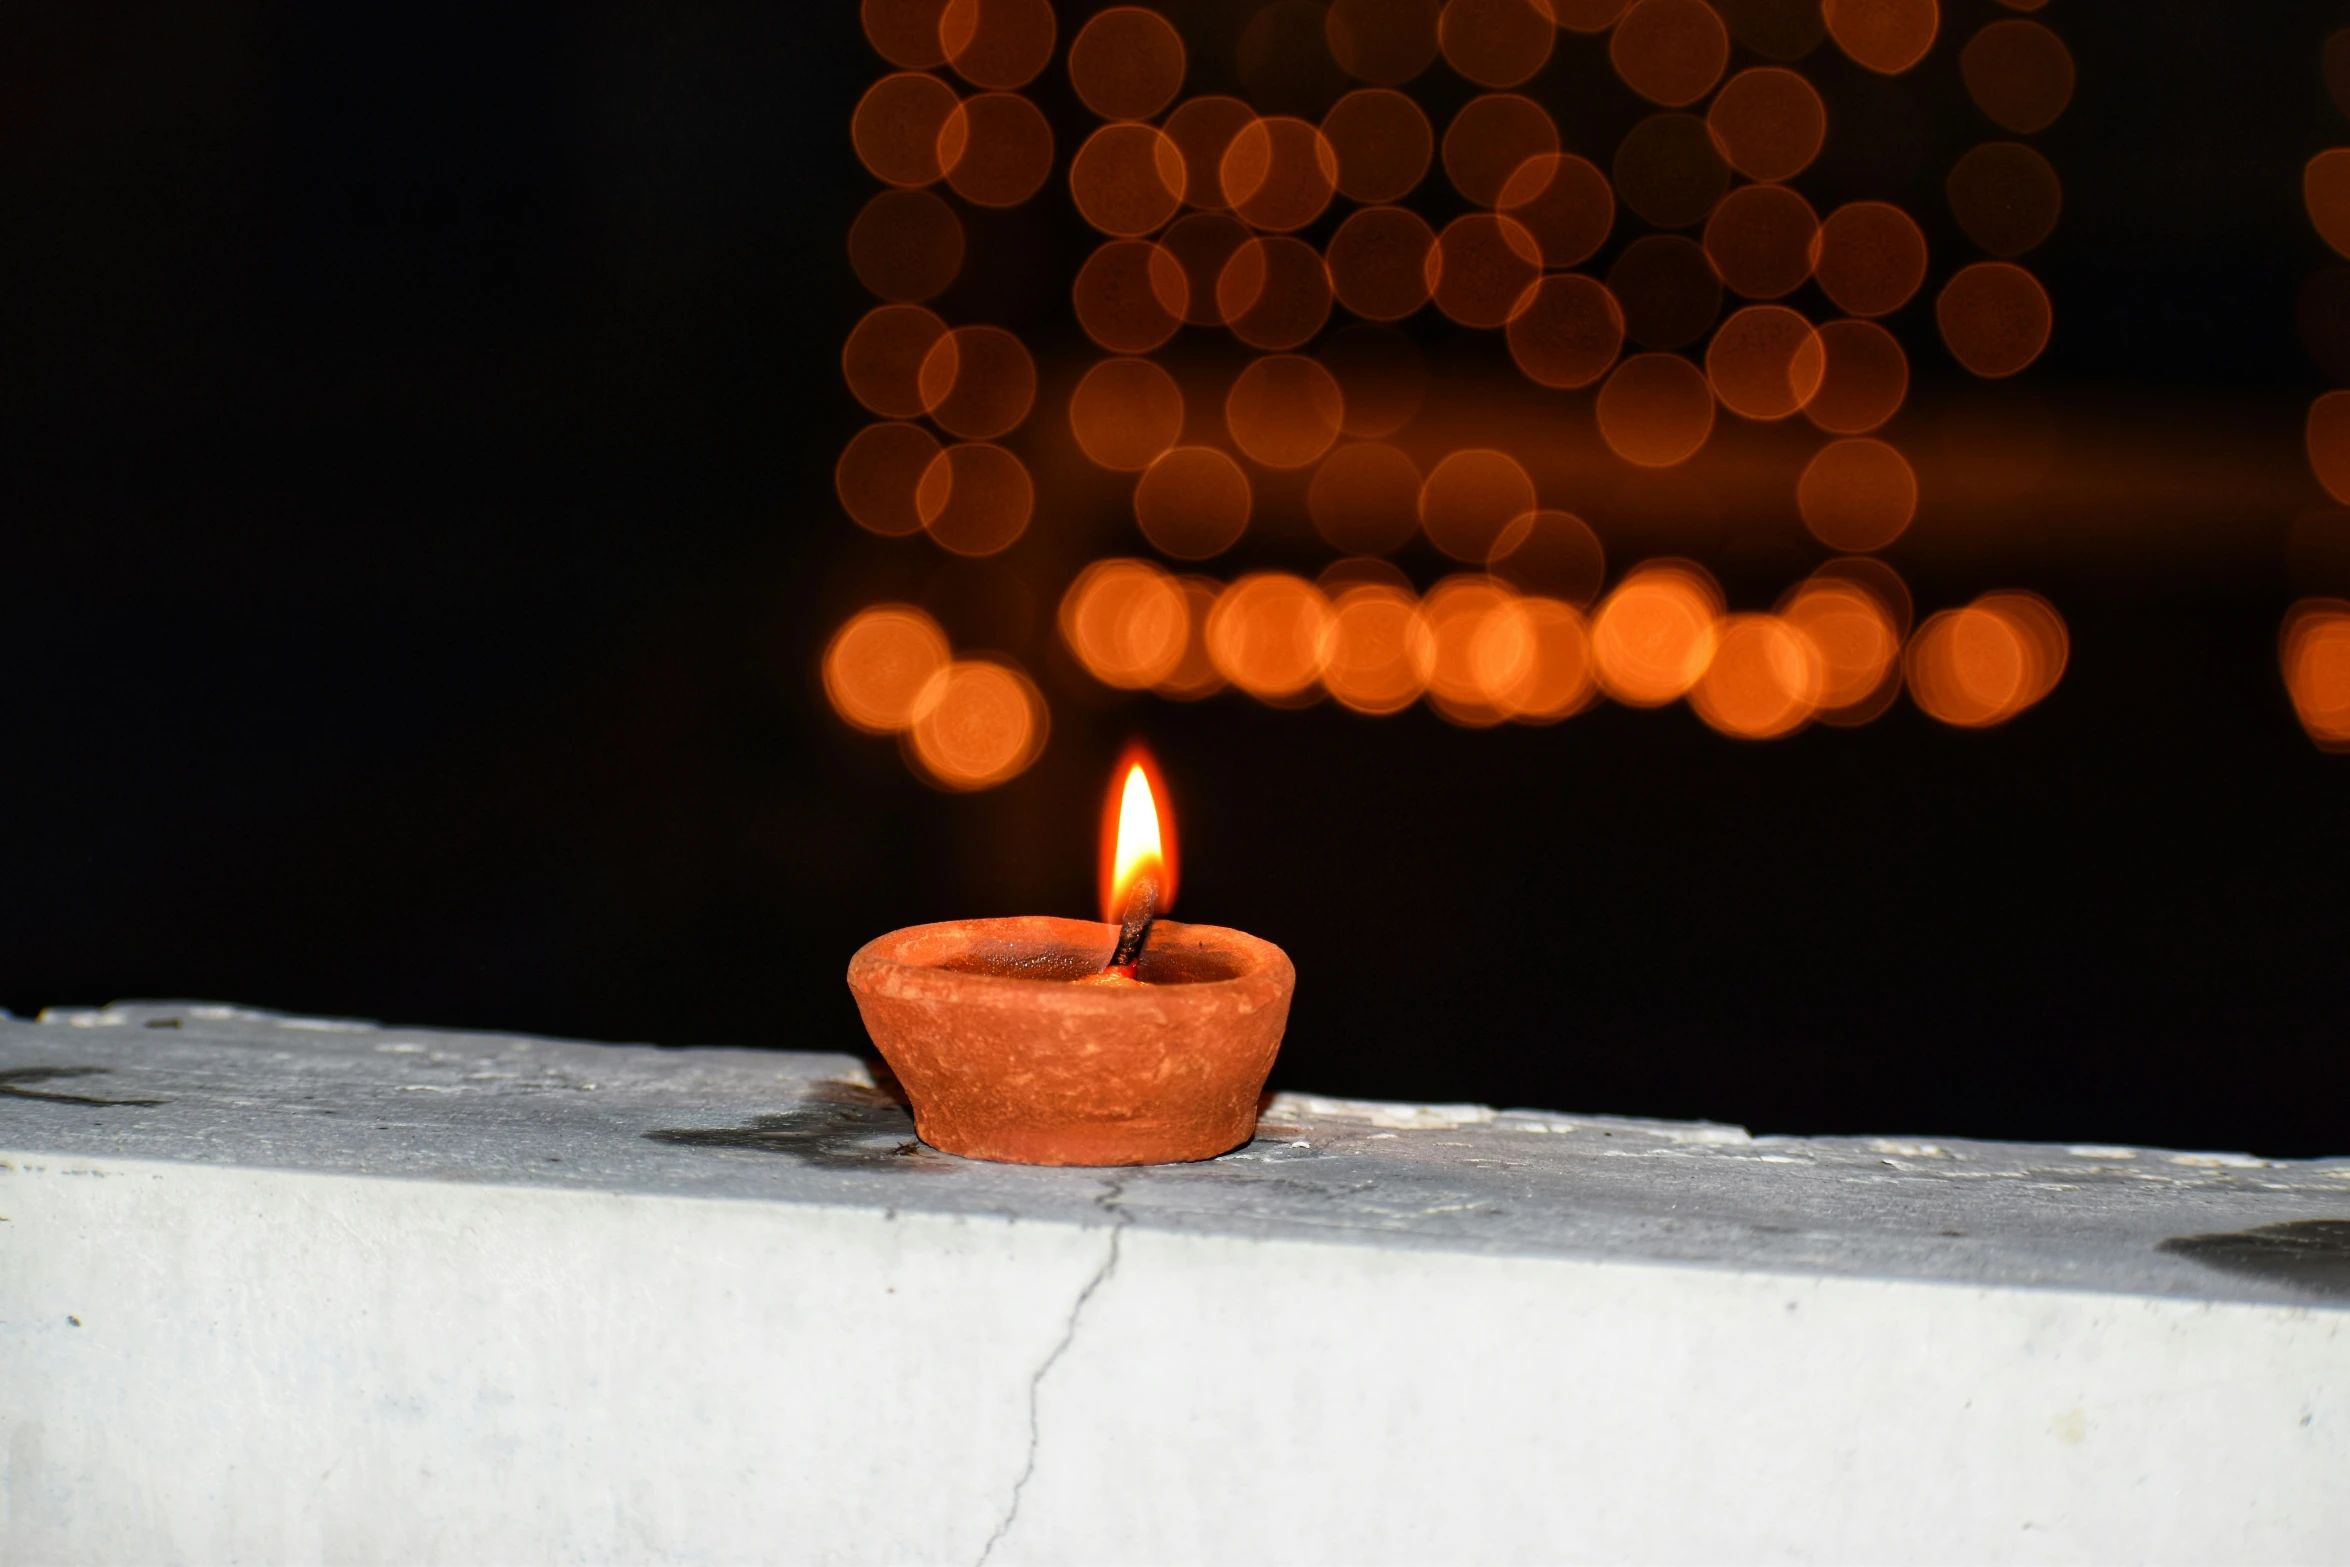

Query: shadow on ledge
2158;1219;2350;1299
644;1079;951;1173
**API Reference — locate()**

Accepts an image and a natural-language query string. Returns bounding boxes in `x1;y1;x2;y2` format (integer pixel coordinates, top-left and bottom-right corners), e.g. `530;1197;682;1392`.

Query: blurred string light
1045;553;2059;738
2294;32;2350;751
827;0;2078;785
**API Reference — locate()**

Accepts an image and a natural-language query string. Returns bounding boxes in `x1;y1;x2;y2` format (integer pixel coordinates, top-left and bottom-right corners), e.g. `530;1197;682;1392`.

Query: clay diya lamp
847;748;1295;1166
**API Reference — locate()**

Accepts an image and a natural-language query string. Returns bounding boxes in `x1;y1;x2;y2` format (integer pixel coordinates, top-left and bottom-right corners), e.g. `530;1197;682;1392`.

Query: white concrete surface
2;1002;2346;1564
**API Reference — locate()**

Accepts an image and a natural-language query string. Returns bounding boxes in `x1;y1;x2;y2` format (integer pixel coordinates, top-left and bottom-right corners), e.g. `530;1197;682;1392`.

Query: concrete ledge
3;1004;2346;1563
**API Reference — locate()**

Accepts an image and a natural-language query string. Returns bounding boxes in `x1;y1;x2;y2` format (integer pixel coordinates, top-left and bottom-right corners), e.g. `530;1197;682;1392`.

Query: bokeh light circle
863;0;950;70
1321;584;1437;714
1322;89;1436;203
1073;239;1187;352
837;422;945;537
1803;319;1908;434
1221;117;1341;232
1427;213;1544;329
1438;0;1556;89
937;92;1055;207
915;443;1034;555
1797;437;1916;551
1164;96;1257;208
1069;358;1186;472
825;606;953;734
1507;274;1627;389
1217;235;1336;349
1821;0;1938;76
1590;562;1723;705
1689;614;1822;739
1207;573;1333;698
854;73;962;187
917;325;1037;440
2282;599;2350;750
1421;449;1539;561
1706;305;1825;421
1598;353;1716;466
844;305;948;419
1136;446;1254;558
1703;183;1820;300
907;658;1048;790
1444;94;1560;207
1497;153;1616;269
1060;558;1191;688
1327;0;1445;85
1610;0;1732;108
1813;201;1928;317
1936;262;2052;379
1068;8;1186;120
1227;355;1347;468
1706;67;1826;182
1070;123;1186;236
1489;509;1607;607
939;0;1057;90
1328;206;1439;321
1959;19;2074;134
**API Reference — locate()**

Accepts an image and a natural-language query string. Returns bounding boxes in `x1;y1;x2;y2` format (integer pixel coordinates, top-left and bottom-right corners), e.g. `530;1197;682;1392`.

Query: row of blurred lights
824;556;2067;788
2297;38;2350;753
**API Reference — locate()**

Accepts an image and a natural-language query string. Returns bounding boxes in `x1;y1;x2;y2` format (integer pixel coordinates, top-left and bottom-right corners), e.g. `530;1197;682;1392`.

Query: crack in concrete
975;1178;1128;1567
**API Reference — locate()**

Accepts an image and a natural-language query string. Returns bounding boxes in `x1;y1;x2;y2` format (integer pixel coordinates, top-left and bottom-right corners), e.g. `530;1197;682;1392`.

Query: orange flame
1099;744;1178;923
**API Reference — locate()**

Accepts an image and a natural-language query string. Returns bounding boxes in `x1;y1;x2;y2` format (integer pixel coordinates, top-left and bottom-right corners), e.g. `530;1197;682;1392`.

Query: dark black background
2;2;2343;1155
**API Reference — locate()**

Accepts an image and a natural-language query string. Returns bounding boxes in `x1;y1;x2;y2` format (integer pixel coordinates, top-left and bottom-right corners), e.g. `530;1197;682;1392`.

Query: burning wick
1101;756;1168;980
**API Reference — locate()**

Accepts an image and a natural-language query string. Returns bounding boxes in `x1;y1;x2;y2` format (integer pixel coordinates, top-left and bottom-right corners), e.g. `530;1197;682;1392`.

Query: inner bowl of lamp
846;915;1295;1167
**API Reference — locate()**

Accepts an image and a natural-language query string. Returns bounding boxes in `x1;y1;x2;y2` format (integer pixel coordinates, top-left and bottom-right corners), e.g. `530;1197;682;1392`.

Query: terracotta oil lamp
846;747;1295;1166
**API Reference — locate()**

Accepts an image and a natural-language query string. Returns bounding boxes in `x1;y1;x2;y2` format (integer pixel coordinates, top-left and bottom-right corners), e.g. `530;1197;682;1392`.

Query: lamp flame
1100;744;1177;923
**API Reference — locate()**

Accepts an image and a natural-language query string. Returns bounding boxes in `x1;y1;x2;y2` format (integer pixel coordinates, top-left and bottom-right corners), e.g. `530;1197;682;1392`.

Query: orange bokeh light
1803;319;1908;435
1321;583;1437;714
1060;558;1191;690
1609;0;1731;108
1217;236;1336;349
849;188;964;303
1221;117;1340;232
1496;597;1599;722
837;422;943;537
1135;446;1253;559
2282;599;2350;750
1328;206;1438;321
916;325;1036;440
1821;0;1938;76
1321;89;1435;204
2309;391;2350;505
1612;112;1731;230
1438;0;1555;90
907;658;1048;789
1421;574;1530;726
1427;214;1543;329
1689;614;1822;739
1507;273;1626;389
1598;352;1717;466
1157;214;1248;325
1706;305;1826;421
853;73;962;187
1797;437;1917;552
1704;183;1820;300
824;606;953;734
863;0;950;71
936;92;1055;208
1948;142;2062;257
1068;7;1186;121
1812;201;1929;318
1778;579;1901;716
1590;561;1723;705
916;442;1034;556
1497;153;1616;269
1070;123;1185;237
1227;354;1347;469
2308;150;2350;262
1936;262;2053;379
1421;448;1539;562
1069;357;1186;472
1706;66;1826;183
1327;0;1444;85
1813;554;1914;639
938;0;1057;90
1906;594;2065;728
1207;573;1333;699
1310;442;1425;554
1960;19;2074;135
1072;239;1187;353
1162;96;1255;208
844;304;948;419
1443;94;1559;207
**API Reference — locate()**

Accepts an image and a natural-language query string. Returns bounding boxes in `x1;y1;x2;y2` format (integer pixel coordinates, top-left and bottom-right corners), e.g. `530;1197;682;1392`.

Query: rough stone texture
2;1002;2346;1564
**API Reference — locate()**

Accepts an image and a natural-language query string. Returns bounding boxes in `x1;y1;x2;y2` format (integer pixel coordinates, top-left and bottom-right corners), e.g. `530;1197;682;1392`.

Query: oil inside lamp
844;744;1296;1166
